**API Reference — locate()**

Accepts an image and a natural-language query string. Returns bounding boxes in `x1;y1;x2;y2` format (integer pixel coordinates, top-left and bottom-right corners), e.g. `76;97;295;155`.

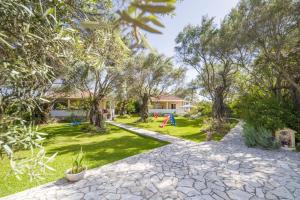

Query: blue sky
145;0;240;81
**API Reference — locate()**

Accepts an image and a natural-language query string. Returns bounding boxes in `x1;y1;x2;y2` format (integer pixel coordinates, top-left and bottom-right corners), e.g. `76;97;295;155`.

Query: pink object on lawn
159;115;170;128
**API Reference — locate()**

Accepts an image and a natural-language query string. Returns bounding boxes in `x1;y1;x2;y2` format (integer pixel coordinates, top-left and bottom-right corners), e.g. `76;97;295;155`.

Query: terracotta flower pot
65;167;87;182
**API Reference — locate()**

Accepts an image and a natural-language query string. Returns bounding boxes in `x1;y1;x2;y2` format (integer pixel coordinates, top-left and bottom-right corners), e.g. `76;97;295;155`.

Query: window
171;104;176;109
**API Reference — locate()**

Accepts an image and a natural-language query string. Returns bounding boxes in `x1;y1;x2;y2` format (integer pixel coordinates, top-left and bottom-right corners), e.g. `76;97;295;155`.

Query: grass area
0;123;168;197
115;115;237;142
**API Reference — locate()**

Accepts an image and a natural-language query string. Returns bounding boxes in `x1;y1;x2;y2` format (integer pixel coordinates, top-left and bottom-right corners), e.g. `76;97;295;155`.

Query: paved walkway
107;121;189;144
2;122;300;200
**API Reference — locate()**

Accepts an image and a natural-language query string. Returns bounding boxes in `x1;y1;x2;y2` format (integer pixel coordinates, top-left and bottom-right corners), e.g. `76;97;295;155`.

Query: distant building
46;91;115;120
149;95;190;114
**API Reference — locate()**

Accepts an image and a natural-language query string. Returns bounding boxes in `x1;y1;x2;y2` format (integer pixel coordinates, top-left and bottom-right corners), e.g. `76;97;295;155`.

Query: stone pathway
107;121;188;144
2;123;300;200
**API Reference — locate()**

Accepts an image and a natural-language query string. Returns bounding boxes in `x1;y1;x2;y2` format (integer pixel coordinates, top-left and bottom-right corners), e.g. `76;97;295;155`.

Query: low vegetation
243;123;280;150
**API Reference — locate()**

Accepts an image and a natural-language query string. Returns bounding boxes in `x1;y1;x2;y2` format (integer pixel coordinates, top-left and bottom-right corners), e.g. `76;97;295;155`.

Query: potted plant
65;148;87;182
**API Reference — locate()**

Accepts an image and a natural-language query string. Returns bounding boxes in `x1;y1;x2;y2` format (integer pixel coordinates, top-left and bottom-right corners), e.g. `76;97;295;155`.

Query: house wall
151;101;184;109
149;100;185;114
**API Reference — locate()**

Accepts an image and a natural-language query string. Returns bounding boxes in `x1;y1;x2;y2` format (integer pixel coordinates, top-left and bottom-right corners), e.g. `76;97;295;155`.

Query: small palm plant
71;147;86;174
66;147;87;182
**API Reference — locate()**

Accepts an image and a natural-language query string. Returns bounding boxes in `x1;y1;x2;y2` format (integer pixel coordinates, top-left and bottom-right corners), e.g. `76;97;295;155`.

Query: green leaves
0;32;14;49
119;0;176;42
119;11;162;34
71;147;85;174
42;7;55;18
141;15;165;28
132;3;175;14
80;21;102;30
243;123;280;149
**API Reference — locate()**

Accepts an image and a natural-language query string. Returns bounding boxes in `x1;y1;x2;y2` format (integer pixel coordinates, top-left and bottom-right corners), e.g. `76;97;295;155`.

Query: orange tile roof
151;95;184;102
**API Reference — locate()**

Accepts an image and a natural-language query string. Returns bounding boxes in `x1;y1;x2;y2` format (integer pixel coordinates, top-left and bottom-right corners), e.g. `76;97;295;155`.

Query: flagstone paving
107;121;187;144
2;122;300;200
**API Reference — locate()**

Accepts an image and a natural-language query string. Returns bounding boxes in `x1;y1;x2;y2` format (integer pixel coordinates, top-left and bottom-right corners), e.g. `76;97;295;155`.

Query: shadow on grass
47;135;166;169
37;123;168;169
40;124;117;145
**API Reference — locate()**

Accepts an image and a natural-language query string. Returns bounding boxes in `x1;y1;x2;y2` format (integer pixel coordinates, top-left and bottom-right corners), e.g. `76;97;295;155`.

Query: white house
149;95;190;114
47;91;115;120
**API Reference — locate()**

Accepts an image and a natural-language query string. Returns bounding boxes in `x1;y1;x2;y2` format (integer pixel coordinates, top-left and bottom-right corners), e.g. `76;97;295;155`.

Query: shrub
237;93;300;133
190;113;202;119
243;123;280;149
197;101;212;116
200;118;235;140
62;114;84;123
185;101;212;120
227;99;241;118
126;100;137;114
80;124;110;134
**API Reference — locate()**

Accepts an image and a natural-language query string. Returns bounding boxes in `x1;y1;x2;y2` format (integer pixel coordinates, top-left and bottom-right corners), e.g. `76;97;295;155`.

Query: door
171;104;176;109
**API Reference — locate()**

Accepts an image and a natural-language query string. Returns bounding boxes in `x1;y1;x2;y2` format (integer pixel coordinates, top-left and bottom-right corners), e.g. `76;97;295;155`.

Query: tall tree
114;68;135;116
66;24;129;129
233;0;300;111
175;17;241;121
127;53;185;122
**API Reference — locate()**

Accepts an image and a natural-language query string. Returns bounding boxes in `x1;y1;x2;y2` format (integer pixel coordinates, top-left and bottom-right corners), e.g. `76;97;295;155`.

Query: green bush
126;100;137;114
237;93;300;133
243;123;280;149
184;101;212;119
197;101;212;116
227;99;241;119
80;123;110;134
201;118;234;136
189;101;212;117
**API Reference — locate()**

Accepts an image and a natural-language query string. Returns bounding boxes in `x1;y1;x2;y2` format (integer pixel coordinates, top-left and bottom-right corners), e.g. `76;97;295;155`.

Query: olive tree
232;0;300;111
65;24;129;129
175;17;242;121
0;0;78;179
127;53;185;122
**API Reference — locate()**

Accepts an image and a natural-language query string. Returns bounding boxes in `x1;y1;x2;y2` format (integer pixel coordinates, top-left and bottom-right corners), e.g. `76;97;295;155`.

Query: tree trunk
119;101;127;116
89;99;106;129
33;103;51;124
212;86;226;122
139;93;149;122
291;84;300;113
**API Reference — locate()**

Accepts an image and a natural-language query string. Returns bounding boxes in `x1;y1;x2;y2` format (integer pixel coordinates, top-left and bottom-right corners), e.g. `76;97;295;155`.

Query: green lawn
0;123;168;197
115;115;237;143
